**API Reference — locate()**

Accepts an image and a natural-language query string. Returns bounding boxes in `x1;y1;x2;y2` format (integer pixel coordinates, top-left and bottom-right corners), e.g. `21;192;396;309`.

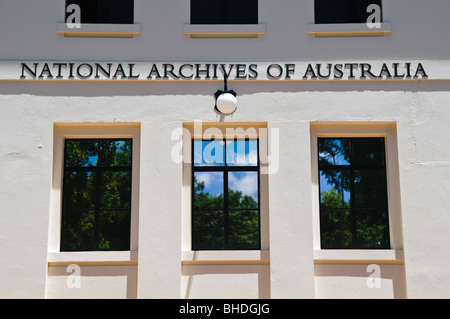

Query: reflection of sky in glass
318;139;350;166
194;171;223;197
319;171;350;204
226;140;258;166
194;139;258;166
228;171;259;202
194;140;225;166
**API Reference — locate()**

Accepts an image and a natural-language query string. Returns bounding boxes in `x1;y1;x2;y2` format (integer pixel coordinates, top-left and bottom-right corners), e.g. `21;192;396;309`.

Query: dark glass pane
315;0;383;24
193;172;224;209
62;138;133;251
355;208;390;249
61;209;95;251
99;140;132;167
98;209;131;251
226;139;258;167
192;210;225;249
318;137;390;249
318;139;350;166
228;210;260;249
191;0;258;24
66;0;134;24
64;140;98;168
63;171;96;210
351;138;385;166
353;169;388;209
320;208;352;249
194;140;225;167
228;171;259;209
99;171;132;210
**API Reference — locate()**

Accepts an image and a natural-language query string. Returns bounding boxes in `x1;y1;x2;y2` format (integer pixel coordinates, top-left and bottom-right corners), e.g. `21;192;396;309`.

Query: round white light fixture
215;92;237;115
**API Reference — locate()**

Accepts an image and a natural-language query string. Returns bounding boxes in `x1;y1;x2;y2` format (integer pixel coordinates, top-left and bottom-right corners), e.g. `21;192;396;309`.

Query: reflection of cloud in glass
228;171;258;201
226;140;258;166
194;172;223;197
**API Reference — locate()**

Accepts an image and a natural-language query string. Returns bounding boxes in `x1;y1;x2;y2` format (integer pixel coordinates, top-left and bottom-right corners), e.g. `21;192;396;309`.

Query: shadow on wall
182;263;270;299
314;263;406;299
46;264;138;299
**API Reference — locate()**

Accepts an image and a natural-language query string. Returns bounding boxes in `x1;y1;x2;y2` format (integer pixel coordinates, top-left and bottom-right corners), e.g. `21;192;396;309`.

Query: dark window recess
65;0;134;24
192;138;261;250
61;139;133;251
191;0;258;24
318;138;390;249
315;0;382;24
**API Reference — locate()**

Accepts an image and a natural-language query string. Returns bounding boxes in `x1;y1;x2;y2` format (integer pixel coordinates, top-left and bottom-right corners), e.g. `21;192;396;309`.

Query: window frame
191;137;261;251
317;137;390;249
308;0;391;37
48;123;140;260
310;122;404;257
60;138;133;252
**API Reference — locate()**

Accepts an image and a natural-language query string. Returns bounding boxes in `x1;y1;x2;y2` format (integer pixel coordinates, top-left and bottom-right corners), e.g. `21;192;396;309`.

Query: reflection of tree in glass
61;139;132;251
192;175;259;250
318;138;390;249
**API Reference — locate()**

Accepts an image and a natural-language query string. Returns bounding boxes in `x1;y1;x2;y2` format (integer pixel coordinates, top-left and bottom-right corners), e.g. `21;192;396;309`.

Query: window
191;0;258;24
318;137;390;249
65;0;134;24
192;138;260;250
314;0;382;24
61;139;133;251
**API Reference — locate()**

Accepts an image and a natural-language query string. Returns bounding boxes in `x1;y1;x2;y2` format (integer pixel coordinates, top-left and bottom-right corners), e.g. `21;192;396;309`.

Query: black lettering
378;63;392;78
333;64;344;79
345;63;359;78
53;63;67;78
285;64;295;79
195;64;211;79
147;64;161;79
220;64;234;79
163;64;179;79
392;63;405;78
360;63;378;79
303;64;317;79
267;64;283;79
77;63;93;78
95;63;112;79
68;63;75;78
414;63;428;78
248;64;258;79
113;64;127;78
179;64;194;79
39;63;53;78
21;63;38;79
128;63;140;79
236;64;247;79
317;63;332;78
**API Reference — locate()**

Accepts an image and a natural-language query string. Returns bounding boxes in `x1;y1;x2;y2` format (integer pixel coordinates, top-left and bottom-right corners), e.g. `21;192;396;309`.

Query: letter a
66;4;81;29
366;4;381;29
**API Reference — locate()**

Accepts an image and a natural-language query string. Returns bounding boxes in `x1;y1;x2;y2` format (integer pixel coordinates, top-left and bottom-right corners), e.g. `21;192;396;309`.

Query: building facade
1;0;450;299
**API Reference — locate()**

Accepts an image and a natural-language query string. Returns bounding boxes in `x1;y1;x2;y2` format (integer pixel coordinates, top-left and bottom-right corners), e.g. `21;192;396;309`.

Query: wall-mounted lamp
214;74;237;116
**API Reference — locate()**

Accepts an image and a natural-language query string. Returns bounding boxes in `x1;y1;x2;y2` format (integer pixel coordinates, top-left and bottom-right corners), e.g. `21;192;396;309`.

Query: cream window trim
181;122;270;252
184;24;266;38
57;23;141;38
308;22;391;37
181;250;270;265
310;122;404;253
314;249;404;265
47;251;138;266
48;122;141;256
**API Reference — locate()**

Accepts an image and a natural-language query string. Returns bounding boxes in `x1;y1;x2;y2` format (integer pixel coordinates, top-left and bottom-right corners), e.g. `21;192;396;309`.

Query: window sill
56;23;141;38
47;251;138;266
308;22;391;37
184;24;266;38
181;250;270;265
314;249;404;264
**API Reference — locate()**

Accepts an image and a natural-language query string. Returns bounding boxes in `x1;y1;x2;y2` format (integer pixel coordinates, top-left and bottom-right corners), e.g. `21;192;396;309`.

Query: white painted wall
1;0;450;299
